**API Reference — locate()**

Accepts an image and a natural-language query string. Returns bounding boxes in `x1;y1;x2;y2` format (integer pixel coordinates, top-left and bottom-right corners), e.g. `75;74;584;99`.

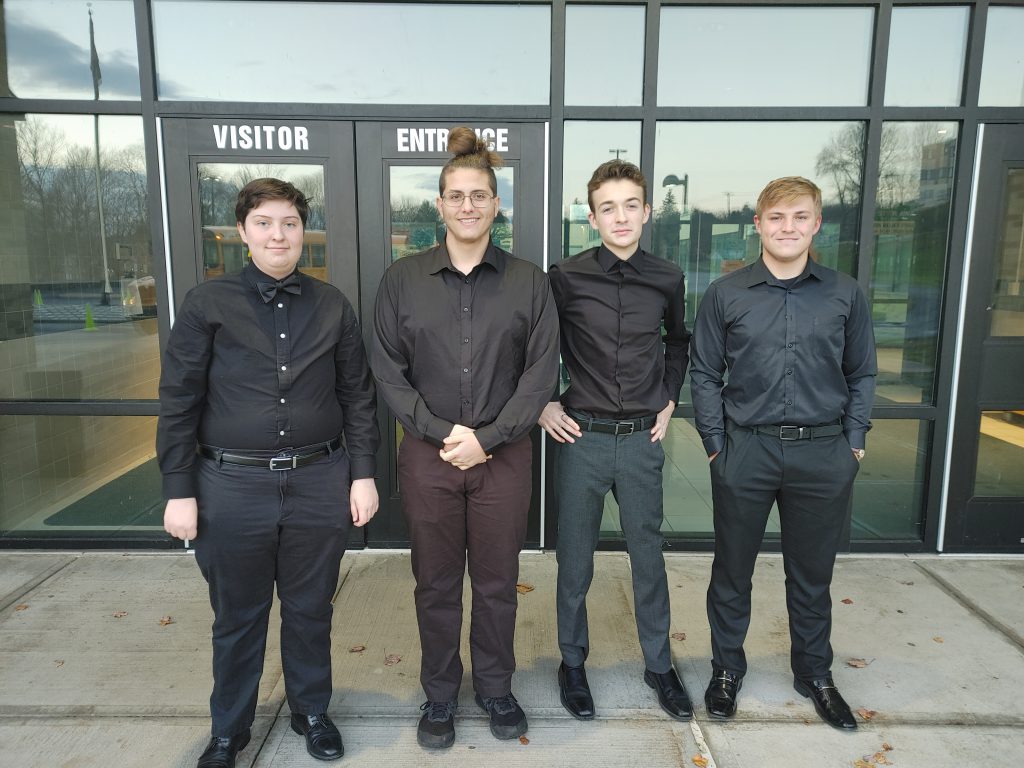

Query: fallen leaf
841;598;854;605
349;645;366;653
14;604;28;611
846;657;874;668
933;636;944;644
856;708;877;721
519;735;529;745
882;742;894;751
54;660;64;668
854;760;874;768
901;580;914;586
692;756;709;768
515;583;535;594
158;616;174;626
671;632;687;641
896;609;904;614
873;752;893;765
112;611;128;618
383;653;401;666
907;642;916;647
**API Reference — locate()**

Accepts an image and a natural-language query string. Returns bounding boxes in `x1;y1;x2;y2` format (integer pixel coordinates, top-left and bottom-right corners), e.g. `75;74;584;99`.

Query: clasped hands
440;424;492;471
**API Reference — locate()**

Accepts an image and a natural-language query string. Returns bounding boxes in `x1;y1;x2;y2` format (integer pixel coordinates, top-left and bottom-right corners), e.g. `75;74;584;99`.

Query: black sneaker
474;692;528;740
417;700;457;749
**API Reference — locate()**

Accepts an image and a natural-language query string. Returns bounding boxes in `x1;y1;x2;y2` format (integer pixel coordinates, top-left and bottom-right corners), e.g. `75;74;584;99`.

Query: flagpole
89;5;112;305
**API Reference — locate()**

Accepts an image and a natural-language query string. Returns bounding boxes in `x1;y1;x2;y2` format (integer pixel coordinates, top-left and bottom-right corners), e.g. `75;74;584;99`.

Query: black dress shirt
548;245;690;418
157;263;379;498
690;257;877;456
371;242;559;453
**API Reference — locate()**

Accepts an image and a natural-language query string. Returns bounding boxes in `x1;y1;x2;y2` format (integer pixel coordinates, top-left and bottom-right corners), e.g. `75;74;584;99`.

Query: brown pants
398;432;532;701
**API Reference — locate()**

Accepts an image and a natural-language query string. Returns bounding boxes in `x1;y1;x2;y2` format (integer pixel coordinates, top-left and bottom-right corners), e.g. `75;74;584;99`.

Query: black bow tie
256;273;301;303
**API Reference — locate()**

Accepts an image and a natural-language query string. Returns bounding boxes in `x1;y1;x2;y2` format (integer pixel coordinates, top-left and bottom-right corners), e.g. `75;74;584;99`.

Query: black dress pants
707;424;860;680
194;448;351;737
398;433;532;702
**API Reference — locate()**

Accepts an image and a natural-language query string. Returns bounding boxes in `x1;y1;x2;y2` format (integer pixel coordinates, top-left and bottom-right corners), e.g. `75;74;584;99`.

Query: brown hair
586;160;648;212
755;176;822;218
439;126;503;195
235;177;310;226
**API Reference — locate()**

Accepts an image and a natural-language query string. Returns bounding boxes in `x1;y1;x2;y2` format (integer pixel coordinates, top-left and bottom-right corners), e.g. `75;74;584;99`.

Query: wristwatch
853;449;866;461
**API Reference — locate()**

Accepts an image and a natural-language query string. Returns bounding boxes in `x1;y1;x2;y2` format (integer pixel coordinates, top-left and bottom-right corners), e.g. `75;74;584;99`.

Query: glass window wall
988;168;1024;338
974;411;1024;497
152;1;550;104
978;6;1024;107
0;114;157;401
658;7;873;106
2;0;141;100
565;5;644;106
851;419;930;541
885;6;968;107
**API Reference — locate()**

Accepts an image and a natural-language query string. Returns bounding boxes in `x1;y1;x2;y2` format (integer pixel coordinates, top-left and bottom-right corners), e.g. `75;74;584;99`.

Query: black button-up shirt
548;245;690;418
371;242;559;453
690;257;876;456
157;263;379;498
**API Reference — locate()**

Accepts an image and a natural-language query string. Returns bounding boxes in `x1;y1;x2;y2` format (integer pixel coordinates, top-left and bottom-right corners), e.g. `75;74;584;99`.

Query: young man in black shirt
690;176;876;730
159;178;379;767
371;127;559;749
540;160;692;722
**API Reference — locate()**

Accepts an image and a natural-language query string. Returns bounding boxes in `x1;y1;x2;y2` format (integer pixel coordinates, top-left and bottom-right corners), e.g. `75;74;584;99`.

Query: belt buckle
778;425;801;441
614;421;635;436
269;455;297;471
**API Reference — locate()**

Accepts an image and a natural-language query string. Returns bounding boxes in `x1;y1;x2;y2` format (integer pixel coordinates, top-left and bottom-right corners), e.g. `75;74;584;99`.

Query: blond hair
755;176;822;218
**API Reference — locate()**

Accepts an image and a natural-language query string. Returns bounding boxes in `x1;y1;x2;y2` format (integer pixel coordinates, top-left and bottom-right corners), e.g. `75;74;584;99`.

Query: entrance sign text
212;124;310;151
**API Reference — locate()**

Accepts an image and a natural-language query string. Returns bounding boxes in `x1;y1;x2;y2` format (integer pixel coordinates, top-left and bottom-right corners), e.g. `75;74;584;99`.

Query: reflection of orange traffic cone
84;303;97;331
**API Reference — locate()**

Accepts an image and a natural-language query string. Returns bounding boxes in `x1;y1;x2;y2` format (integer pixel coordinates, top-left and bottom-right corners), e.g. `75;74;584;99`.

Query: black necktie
257;272;301;303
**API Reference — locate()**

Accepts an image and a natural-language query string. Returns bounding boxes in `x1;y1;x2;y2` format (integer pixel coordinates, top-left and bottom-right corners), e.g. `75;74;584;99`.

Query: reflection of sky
885;7;968;107
390;165;514;217
15;114;144;160
565;6;645;107
653;122;859;215
151;1;549;104
658;7;872;107
979;7;1024;107
562;122;642;209
5;0;141;99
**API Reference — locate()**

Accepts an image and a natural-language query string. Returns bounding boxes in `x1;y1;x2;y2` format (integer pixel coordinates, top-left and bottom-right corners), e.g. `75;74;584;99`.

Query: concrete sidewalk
0;551;1022;767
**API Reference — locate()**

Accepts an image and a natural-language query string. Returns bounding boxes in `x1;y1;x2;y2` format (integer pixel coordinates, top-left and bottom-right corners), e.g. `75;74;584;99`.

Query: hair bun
447;126;483;157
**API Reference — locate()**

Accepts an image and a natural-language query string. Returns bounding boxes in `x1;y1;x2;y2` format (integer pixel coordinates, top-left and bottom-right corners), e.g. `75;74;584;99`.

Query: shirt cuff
349;455;376;481
162;471;196;500
474;424;500;455
845;429;867;451
423;416;456;449
702;434;724;457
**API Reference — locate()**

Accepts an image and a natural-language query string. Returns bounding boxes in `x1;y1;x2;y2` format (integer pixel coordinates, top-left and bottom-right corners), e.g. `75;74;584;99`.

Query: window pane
885;7;968;107
197;163;326;282
389;165;514;260
0;415;159;539
975;411;1024;497
653;121;864;355
565;5;644;106
988;168;1024;337
658;7;872;106
852;419;929;541
152;1;550;104
871;123;958;405
560;122;641;259
978;6;1024;107
1;114;157;401
3;0;140;99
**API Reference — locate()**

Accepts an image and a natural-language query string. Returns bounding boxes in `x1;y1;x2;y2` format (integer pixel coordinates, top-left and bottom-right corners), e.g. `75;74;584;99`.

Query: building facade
1;0;1022;553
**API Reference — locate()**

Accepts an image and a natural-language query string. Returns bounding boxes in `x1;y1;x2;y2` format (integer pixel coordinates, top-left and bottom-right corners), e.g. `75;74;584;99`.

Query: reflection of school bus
201;226;328;282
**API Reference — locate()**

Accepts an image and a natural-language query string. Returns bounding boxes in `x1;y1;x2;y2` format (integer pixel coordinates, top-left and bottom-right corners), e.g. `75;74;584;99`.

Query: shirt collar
742;255;824;288
426;241;504;276
596;244;643;273
243;261;302;290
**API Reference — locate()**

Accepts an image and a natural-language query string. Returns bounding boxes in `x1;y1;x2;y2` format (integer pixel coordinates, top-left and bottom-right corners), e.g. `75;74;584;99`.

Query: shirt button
786;369;793;375
280;398;286;403
787;343;794;348
280;333;286;338
464;338;470;343
279;430;285;436
463;368;469;373
281;365;287;371
463;307;469;312
786;400;793;406
277;302;283;308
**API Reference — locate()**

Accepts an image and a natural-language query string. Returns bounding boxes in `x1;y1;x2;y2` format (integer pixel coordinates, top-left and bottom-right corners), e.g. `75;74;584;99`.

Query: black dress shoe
644;667;693;721
197;730;250;768
558;662;596;720
704;669;743;719
794;677;857;730
290;712;345;760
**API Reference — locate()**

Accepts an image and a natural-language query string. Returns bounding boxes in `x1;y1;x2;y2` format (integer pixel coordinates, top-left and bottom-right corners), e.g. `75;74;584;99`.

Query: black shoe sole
558;685;596;721
793;680;858;731
475;694;529;739
644;672;694;722
417;728;456;750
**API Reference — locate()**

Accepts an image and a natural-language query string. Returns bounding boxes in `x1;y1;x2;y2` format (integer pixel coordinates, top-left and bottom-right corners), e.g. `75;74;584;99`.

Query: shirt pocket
812;315;845;358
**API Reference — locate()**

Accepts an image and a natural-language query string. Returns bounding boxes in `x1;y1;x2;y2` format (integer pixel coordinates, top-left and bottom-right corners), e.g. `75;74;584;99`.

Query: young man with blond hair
540;159;692;722
690;176;876;729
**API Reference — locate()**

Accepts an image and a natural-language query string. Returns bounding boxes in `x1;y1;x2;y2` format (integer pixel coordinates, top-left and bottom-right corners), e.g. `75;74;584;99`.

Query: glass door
945;124;1024;551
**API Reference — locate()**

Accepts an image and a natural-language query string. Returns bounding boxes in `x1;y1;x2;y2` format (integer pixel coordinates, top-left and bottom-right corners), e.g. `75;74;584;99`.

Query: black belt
567;408;657;436
197;437;341;470
746;423;844;441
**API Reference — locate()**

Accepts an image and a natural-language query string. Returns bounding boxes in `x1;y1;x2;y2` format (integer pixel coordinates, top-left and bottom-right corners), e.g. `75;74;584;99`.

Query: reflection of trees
17;117;150;285
199;166;327;230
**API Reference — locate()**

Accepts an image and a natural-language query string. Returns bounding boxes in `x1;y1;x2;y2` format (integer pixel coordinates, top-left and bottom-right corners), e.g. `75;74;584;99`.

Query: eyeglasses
441;191;494;208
